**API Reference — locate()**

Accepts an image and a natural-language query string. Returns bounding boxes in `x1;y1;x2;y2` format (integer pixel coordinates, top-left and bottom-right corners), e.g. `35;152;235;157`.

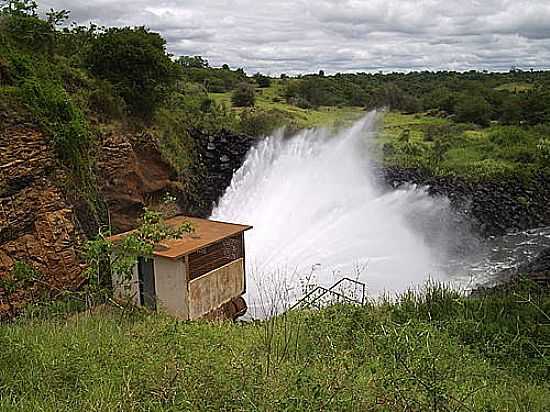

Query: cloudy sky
40;0;550;75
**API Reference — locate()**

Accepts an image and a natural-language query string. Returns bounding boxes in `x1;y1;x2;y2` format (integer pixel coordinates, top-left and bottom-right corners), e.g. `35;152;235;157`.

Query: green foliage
83;210;194;300
176;55;209;69
238;108;294;137
231;82;255;107
0;12;55;53
0;261;42;316
177;57;246;93
87;79;126;119
253;72;271;88
454;93;492;126
537;138;550;165
0;0;36;14
0;283;549;410
379;112;549;180
368;83;421;113
86;26;177;118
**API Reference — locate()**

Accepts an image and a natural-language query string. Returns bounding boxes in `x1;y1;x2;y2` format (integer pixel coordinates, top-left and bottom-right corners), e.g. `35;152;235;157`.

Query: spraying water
212;112;456;314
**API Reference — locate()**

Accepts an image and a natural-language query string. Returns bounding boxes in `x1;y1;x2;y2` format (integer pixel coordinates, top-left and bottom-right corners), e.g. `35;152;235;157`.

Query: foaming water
212;112;456;314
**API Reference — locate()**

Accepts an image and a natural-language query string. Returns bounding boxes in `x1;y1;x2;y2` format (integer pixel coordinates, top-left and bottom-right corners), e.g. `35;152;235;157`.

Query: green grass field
495;82;534;93
1;283;549;411
210;80;365;130
209;82;548;181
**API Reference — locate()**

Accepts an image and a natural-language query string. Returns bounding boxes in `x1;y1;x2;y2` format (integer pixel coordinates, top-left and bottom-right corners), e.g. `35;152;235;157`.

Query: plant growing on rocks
0;261;42;317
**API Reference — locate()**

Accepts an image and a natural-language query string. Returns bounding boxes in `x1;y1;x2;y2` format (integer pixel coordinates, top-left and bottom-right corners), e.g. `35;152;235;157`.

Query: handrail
289;277;366;311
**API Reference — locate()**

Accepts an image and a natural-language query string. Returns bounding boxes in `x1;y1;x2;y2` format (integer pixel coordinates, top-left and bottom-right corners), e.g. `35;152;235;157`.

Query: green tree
231;82;255;107
176;55;209;69
454;93;491;126
253;72;271;88
0;0;37;16
86;26;176;118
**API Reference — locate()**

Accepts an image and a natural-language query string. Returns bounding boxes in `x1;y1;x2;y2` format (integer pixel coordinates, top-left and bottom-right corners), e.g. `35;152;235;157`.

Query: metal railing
289;277;366;311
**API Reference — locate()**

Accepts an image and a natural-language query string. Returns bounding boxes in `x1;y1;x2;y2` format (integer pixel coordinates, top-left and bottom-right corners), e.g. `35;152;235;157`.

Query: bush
231;82;255;107
238;109;293;137
88;79;126;119
86;26;176;118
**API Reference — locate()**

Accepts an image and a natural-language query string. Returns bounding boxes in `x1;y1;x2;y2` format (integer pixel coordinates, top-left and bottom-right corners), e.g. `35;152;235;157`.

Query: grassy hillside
376;112;550;181
210;80;365;131
1;283;549;411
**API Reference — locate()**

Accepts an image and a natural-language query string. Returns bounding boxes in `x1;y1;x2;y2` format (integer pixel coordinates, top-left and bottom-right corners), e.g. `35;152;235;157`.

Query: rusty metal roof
108;216;252;260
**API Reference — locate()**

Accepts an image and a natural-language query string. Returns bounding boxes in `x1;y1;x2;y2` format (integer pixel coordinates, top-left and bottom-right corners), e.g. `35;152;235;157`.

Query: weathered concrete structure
110;216;252;320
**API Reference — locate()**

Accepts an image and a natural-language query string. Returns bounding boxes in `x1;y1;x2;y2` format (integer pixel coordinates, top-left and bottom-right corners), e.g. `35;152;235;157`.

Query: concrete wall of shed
154;256;189;320
188;258;245;320
112;257;140;305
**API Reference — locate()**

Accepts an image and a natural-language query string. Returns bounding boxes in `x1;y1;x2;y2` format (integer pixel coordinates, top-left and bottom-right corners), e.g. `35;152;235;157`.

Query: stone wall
184;129;255;217
381;166;550;236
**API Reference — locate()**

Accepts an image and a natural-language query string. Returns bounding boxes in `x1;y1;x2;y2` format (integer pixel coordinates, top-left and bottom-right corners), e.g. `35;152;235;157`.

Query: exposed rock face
381;166;550;237
0;126;83;283
97;131;184;233
0;123;254;284
183;130;256;217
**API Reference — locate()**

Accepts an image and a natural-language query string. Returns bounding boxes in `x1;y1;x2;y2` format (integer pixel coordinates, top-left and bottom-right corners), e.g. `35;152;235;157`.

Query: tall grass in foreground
0;281;548;411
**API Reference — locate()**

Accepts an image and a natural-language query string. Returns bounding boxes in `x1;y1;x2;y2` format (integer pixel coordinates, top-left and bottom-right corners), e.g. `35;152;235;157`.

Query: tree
454;93;491;126
253;72;271;88
86;26;176;118
0;0;38;16
231;82;255;107
0;0;56;52
176;55;209;69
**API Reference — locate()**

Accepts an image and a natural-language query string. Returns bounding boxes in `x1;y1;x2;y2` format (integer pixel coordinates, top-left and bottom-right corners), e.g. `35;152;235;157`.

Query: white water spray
212;112;453;313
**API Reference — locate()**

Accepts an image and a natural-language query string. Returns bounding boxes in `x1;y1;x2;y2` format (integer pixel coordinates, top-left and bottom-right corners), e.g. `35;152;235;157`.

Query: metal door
138;257;156;310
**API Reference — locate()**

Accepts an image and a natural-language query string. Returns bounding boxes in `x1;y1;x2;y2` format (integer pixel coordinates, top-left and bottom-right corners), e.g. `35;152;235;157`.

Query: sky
40;0;550;75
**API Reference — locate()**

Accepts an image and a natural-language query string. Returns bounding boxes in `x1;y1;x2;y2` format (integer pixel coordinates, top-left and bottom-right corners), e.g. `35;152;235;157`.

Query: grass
0;282;549;411
374;112;549;180
495;82;534;93
210;80;365;130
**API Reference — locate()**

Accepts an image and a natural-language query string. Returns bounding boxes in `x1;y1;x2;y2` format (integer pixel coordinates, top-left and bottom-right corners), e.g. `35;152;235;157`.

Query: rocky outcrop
0;126;83;283
184;129;256;217
381;166;550;236
97;131;184;233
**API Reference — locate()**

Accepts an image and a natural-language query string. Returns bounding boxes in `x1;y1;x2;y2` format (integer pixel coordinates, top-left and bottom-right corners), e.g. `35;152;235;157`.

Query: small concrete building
109;216;252;320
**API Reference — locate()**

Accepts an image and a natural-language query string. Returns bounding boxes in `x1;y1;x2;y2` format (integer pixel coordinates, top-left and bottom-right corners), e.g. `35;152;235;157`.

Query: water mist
212;111;454;315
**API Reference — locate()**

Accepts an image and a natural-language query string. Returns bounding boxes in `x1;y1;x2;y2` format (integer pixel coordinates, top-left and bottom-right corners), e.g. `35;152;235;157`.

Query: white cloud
41;0;550;74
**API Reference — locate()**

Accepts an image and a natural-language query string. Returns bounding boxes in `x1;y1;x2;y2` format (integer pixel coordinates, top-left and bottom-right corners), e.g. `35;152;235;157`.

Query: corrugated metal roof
108;216;252;260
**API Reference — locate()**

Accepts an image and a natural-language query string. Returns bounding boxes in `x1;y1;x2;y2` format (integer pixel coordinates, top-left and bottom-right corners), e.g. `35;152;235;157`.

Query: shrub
231;82;255;107
88;79;126;119
238;109;292;137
